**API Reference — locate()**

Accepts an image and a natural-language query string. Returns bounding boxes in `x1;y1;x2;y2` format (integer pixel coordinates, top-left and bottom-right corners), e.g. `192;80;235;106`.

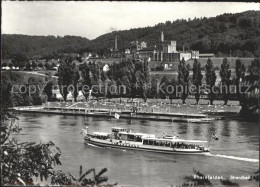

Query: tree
72;64;80;101
137;59;151;102
51;62;57;69
220;57;231;105
155;63;164;71
58;57;77;101
27;76;45;105
192;59;203;104
177;58;189;104
240;58;259;121
235;59;246;104
159;75;169;99
25;62;31;71
18;61;26;70
169;78;177;104
90;62;102;98
150;77;159;99
43;81;54;101
31;61;37;70
0;98;111;186
205;58;217;105
186;63;192;71
80;63;92;100
8;62;13;69
44;62;51;70
11;53;29;67
38;62;43;68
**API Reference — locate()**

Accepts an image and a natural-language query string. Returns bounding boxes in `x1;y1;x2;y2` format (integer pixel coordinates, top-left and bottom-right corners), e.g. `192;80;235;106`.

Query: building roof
138;47;155;52
199;53;215;57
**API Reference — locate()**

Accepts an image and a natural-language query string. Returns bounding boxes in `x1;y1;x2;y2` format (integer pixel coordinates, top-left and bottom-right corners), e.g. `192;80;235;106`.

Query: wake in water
87;143;101;148
86;144;258;163
205;153;259;163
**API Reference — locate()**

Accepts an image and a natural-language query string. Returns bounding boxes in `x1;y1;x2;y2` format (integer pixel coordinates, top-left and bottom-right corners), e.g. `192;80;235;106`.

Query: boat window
127;134;135;141
136;136;142;142
148;140;153;145
143;140;148;145
165;142;171;147
171;142;200;149
160;141;165;146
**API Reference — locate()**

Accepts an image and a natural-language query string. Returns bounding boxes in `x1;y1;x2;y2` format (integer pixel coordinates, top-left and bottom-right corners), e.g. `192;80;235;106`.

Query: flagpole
113;112;115;127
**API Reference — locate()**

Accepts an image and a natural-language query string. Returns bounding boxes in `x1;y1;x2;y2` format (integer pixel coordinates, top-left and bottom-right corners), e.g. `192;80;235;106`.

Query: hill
91;10;260;57
2;35;91;59
1;10;260;59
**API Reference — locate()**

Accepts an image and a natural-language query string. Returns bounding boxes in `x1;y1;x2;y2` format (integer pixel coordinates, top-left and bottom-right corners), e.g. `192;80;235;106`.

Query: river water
15;113;259;186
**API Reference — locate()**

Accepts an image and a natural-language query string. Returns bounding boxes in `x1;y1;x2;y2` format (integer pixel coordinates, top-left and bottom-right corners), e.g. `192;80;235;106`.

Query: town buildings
109;31;200;62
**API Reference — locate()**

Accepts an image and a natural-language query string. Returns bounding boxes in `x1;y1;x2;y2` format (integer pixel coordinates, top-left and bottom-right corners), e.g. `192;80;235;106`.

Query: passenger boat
82;127;209;155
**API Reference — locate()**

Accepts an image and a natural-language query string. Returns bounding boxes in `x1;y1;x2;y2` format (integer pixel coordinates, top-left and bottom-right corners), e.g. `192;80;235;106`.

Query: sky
2;1;259;40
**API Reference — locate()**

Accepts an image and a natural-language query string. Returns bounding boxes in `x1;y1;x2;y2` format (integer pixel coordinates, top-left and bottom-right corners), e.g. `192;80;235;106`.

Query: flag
212;133;218;140
115;113;120;119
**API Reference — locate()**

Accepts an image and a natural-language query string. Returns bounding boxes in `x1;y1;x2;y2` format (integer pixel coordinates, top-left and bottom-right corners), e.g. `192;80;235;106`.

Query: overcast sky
2;1;259;40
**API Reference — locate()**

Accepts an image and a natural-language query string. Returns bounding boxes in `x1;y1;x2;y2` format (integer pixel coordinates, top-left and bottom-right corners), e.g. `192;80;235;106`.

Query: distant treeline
2;35;91;59
2;10;260;60
91;10;260;57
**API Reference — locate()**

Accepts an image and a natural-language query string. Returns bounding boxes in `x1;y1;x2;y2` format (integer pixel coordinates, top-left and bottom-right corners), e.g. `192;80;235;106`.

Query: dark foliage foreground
0;106;116;186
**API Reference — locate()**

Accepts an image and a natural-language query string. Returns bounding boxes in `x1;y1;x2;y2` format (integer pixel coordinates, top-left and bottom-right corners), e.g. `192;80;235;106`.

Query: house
103;64;110;72
153;32;181;62
135;48;155;61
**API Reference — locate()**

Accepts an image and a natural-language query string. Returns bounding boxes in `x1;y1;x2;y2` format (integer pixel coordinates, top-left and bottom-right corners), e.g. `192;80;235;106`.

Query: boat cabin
90;132;110;140
142;137;207;150
112;127;129;140
118;132;155;142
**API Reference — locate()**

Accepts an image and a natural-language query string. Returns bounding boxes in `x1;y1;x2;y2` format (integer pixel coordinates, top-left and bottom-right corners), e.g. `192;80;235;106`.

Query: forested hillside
2;11;260;59
91;10;260;57
2;35;91;59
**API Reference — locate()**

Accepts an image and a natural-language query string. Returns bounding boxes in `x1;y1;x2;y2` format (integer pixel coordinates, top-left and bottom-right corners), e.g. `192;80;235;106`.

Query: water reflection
15;113;259;186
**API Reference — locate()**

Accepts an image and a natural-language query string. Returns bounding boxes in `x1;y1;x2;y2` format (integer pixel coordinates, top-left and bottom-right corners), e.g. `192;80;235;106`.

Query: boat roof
118;131;155;137
92;132;110;136
142;137;207;143
112;127;127;130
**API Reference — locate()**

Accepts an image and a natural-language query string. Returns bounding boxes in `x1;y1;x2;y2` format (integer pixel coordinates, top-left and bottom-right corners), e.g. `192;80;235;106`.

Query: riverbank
13;99;241;122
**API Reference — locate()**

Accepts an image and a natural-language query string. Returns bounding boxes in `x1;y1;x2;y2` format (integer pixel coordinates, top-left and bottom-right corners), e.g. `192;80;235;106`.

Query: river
15;113;259;186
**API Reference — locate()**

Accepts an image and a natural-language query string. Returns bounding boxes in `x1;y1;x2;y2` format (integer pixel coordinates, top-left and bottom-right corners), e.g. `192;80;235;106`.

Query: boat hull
84;137;209;155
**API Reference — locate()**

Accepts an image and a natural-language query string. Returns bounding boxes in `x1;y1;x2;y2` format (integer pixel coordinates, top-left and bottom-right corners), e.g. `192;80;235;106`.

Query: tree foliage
1;72;46;107
80;62;92;100
136;59;151;102
0;94;112;186
57;57;78;101
178;58;189;104
220;57;232;105
2;11;260;60
205;58;217;105
192;59;203;104
43;81;54;101
235;59;246;103
240;58;260;121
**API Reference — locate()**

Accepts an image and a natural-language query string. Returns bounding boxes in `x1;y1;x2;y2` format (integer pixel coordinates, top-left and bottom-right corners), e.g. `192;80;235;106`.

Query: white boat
82;127;209;155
